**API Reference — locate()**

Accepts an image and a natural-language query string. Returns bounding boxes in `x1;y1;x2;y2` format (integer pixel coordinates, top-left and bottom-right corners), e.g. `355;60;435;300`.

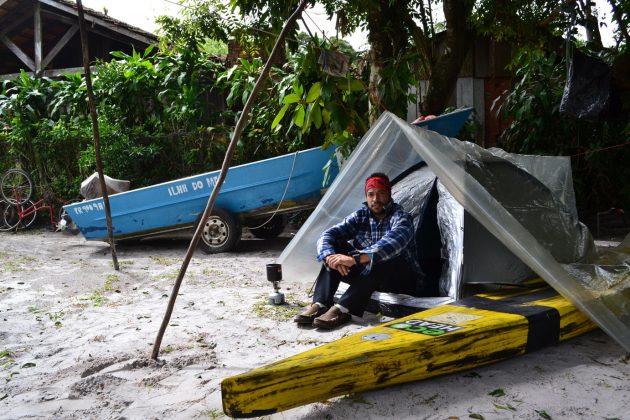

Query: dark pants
312;254;418;317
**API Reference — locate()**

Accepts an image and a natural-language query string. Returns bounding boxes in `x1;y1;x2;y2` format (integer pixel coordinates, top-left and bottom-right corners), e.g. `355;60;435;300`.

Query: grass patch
201;409;225;419
153;271;179;280
80;273;124;307
28;306;44;314
47;311;65;328
0;251;39;273
110;260;134;269
0;255;37;273
202;268;224;276
1;350;15;370
89;290;106;307
150;256;176;266
251;294;302;321
104;274;120;291
1;260;21;272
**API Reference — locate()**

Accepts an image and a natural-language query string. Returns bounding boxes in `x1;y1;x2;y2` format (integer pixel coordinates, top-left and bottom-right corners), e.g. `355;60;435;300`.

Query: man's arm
316;211;359;262
359;210;415;265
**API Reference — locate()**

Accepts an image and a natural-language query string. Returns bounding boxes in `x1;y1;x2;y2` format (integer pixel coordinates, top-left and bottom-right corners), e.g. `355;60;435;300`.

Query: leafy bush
0;46;233;197
494;49;630;215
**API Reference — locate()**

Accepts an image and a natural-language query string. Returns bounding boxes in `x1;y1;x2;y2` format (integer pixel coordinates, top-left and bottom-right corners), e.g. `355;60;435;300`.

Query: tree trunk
365;0;410;123
421;0;474;115
580;0;603;49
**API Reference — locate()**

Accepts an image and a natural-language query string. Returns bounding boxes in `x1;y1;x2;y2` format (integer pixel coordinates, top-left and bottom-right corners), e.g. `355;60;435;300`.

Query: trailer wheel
198;208;241;253
248;215;287;239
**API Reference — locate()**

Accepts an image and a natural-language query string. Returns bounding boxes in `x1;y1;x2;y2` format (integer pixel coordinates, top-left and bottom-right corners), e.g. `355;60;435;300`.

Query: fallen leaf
493;403;516;411
488;388;505;397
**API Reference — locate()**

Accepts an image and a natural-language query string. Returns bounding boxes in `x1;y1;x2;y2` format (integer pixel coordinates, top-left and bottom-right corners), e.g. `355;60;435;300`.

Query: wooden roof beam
41;9;146;47
38;0;156;45
43;24;78;67
34;1;42;72
1;35;35;70
1;65;92;80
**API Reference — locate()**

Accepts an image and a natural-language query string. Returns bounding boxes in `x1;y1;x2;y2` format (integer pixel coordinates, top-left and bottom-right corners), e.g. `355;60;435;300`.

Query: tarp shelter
278;111;630;352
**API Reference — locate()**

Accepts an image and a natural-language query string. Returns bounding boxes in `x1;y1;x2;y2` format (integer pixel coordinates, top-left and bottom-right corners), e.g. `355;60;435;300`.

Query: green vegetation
89;289;106;307
0;46;228;197
0;26;363;198
251;294;302;321
0;254;37;273
202;267;224;276
153;270;179;280
0;350;15;370
493;49;630;212
1;349;33;384
488;388;505;397
0;0;628;216
112;260;134;269
104;274;120;291
150;256;177;266
201;408;225;419
47;311;64;328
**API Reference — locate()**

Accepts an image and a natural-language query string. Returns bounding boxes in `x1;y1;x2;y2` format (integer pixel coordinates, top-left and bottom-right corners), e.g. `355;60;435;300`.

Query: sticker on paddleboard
387;319;464;336
424;312;482;325
361;333;392;341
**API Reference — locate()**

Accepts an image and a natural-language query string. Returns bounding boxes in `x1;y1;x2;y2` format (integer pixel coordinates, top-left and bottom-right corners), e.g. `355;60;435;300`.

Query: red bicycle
0;168;80;232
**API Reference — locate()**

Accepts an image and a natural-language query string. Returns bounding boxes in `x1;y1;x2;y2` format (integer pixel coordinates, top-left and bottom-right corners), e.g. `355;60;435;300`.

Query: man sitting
294;172;423;329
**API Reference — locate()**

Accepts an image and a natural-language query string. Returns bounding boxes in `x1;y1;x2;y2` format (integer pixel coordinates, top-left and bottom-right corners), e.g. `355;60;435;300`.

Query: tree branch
150;0;308;361
608;0;630;45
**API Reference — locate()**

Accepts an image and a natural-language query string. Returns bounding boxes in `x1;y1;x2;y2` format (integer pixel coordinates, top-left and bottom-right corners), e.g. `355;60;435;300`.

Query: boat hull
63;108;472;242
221;286;596;418
63;146;337;241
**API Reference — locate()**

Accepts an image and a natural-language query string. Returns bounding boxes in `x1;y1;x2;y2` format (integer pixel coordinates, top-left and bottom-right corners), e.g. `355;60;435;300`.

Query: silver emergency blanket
278;111;629;351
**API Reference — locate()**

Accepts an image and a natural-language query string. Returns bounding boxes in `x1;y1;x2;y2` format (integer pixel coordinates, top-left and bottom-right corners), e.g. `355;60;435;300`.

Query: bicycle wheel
1;169;33;204
2;200;37;230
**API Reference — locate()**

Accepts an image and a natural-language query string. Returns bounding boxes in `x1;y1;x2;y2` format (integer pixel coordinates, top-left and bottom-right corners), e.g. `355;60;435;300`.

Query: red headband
365;175;391;194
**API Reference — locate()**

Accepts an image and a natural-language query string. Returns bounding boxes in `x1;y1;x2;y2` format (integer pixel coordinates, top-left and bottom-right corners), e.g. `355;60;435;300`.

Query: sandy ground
1;228;629;420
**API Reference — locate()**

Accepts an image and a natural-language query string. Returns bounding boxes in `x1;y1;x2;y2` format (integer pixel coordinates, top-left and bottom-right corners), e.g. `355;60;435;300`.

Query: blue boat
64;146;339;253
64;108;472;253
411;107;473;137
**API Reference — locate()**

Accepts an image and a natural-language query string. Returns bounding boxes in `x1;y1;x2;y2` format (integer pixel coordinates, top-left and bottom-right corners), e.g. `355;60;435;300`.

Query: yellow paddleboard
222;286;596;418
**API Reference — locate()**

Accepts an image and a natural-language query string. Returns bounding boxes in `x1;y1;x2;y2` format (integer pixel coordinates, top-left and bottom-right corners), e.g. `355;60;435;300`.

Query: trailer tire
248;215;287;239
198;207;241;254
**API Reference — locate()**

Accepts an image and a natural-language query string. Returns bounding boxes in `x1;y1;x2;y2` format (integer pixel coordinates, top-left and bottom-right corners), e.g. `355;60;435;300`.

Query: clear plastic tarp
278;111;630;352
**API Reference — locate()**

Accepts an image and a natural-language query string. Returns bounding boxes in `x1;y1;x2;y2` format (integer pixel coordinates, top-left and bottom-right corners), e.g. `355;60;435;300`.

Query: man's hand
325;254;356;276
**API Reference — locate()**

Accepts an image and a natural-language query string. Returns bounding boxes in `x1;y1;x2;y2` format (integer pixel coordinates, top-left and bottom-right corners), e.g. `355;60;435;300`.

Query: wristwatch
353;254;362;265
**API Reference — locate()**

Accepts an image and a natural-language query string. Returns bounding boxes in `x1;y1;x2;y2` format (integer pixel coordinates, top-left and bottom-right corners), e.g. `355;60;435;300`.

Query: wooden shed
409;35;514;147
0;0;157;79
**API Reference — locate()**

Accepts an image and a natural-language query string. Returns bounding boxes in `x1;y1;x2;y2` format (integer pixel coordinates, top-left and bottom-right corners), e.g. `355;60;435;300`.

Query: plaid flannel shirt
317;201;423;277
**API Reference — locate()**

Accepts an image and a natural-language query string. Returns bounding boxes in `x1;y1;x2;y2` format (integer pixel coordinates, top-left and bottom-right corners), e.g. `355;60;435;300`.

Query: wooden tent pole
76;0;119;271
151;0;308;360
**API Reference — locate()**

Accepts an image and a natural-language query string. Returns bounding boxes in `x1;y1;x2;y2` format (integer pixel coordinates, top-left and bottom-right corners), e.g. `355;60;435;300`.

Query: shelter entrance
414;179;443;297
